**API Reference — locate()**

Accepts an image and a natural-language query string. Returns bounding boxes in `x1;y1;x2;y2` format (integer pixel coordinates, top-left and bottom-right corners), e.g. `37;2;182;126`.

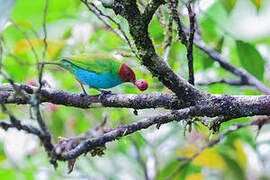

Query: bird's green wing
60;54;122;74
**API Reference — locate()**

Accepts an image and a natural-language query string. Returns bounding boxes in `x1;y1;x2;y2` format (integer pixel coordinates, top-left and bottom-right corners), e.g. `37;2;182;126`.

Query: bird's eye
126;72;131;76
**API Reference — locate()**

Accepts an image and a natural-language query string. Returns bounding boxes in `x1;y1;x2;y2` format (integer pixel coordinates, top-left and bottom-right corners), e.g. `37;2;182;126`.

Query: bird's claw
98;90;112;101
80;92;88;97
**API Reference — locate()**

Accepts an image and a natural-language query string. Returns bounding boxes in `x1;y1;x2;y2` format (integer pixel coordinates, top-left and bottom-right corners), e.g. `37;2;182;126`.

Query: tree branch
51;92;270;161
0;83;183;109
55;105;206;160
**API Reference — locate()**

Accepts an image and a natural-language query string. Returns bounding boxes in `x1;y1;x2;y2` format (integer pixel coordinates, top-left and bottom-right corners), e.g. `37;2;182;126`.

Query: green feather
59;54;122;75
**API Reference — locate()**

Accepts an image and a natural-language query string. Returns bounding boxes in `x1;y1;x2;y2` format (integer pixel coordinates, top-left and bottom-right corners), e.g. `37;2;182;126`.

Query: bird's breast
73;67;123;89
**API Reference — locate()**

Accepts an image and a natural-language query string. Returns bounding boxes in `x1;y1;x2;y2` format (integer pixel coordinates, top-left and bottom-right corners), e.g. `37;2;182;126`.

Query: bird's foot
80;91;88;97
98;90;112;101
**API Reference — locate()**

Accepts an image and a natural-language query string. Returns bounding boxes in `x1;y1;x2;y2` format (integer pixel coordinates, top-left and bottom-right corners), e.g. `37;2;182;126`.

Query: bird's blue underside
73;66;123;89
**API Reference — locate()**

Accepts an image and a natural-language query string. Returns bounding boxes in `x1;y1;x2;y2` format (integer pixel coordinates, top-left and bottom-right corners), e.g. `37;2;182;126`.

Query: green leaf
0;0;15;33
220;0;238;14
220;152;245;180
250;0;262;11
236;40;264;80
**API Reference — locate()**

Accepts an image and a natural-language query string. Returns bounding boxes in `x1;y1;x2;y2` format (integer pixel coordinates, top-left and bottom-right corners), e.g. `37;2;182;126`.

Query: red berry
134;79;148;91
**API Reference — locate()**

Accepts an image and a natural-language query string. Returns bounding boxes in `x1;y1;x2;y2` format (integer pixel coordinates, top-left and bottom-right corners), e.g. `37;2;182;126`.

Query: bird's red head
119;63;136;83
119;63;148;91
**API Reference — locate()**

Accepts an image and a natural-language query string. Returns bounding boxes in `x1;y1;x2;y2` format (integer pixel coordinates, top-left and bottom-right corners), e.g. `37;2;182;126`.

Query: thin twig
82;0;138;58
34;0;54;155
0;70;25;97
167;0;187;46
186;3;195;85
0;103;43;138
163;14;173;62
197;79;245;86
37;0;49;90
9;18;39;67
167;0;196;84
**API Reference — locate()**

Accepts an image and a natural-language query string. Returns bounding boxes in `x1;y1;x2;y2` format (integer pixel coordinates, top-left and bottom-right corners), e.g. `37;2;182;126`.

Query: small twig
167;0;187;46
9;18;39;67
33;0;54;156
197;79;245;86
0;103;43;137
37;0;49;90
0;70;25;97
167;0;195;84
254;116;270;139
163;14;173;62
82;0;138;58
186;2;195;85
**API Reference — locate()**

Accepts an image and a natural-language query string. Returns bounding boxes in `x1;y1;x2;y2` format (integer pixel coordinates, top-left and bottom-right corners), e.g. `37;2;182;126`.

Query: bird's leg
79;83;88;96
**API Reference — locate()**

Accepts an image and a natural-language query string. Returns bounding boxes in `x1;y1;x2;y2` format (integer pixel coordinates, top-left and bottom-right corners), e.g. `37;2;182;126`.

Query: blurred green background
1;0;270;179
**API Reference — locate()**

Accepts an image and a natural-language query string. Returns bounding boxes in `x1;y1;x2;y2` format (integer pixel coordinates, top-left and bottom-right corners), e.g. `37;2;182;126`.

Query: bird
42;54;148;95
